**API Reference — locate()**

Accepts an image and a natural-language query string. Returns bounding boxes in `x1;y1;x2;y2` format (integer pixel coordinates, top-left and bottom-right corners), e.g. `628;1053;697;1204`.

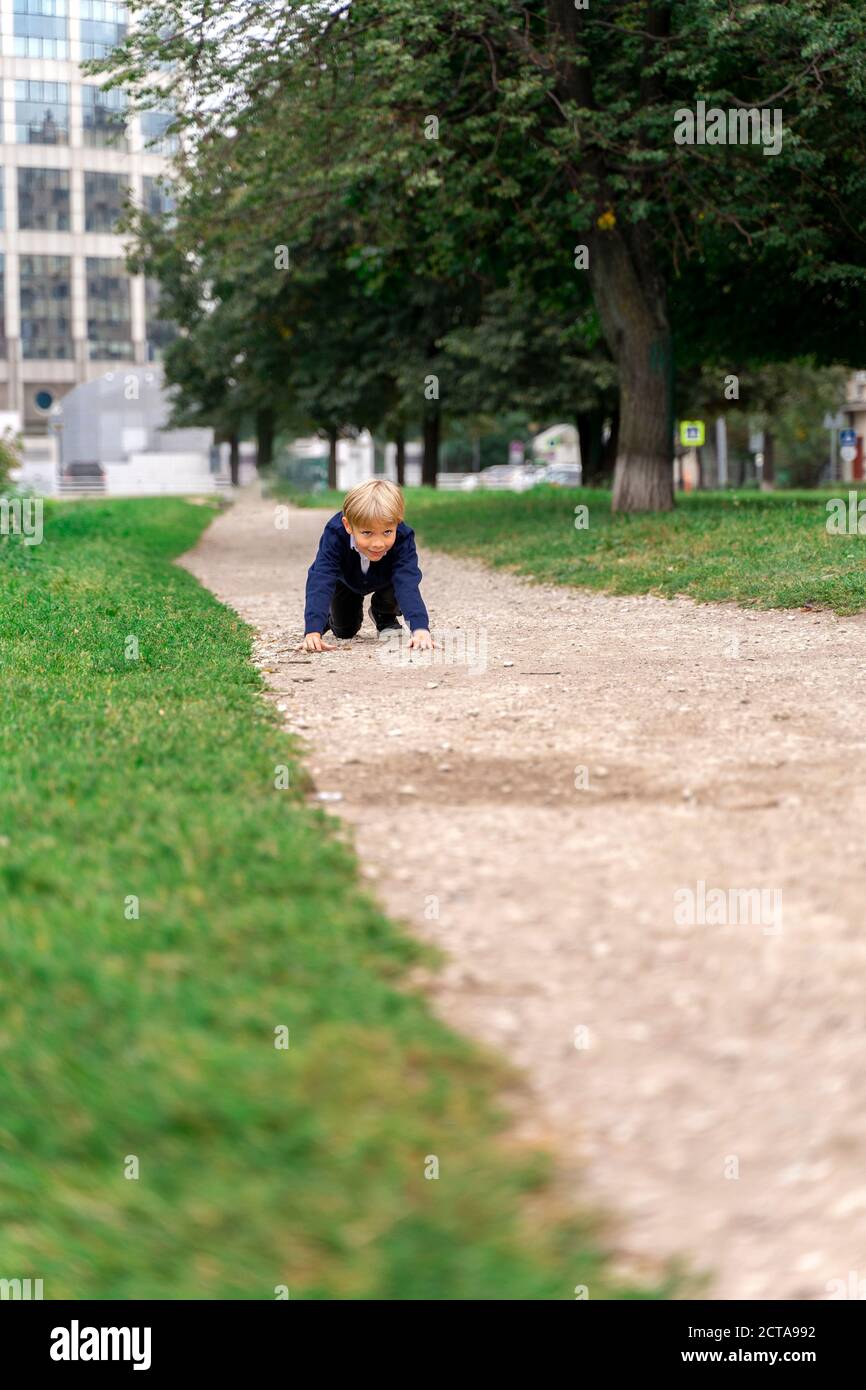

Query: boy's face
342;514;398;562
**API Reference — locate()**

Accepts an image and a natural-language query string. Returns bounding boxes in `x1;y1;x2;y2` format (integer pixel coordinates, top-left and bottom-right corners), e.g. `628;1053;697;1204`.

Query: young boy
302;479;433;653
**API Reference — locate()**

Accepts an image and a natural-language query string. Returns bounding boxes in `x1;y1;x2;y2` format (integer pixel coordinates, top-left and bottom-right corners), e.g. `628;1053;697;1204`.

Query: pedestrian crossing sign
679;420;705;447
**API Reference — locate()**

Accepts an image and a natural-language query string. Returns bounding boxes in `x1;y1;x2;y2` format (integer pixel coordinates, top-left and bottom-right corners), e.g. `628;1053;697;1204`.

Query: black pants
324;580;402;638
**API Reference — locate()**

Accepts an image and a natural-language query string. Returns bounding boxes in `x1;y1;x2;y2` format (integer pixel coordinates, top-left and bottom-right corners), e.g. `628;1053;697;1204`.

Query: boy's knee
330;619;362;639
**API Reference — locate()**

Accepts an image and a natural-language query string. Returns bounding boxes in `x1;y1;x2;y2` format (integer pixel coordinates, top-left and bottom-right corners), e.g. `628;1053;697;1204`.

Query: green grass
283;483;866;614
0;496;665;1300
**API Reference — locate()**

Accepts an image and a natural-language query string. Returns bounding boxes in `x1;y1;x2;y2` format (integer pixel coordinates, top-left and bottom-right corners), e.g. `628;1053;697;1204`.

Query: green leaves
99;1;866;473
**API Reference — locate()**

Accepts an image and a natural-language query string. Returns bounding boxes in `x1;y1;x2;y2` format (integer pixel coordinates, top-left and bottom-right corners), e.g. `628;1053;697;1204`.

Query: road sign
840;428;857;447
840;445;857;465
748;430;765;453
679;420;705;447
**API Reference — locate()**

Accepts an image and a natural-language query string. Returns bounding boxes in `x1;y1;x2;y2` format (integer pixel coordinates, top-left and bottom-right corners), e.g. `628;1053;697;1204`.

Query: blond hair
342;478;404;529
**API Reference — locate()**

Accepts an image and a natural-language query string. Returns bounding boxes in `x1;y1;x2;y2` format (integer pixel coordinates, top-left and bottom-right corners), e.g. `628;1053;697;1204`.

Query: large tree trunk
256;407;275;470
422;407;439;488
229;433;240;487
395;429;406;487
588;228;674;512
547;0;673;513
327;428;338;490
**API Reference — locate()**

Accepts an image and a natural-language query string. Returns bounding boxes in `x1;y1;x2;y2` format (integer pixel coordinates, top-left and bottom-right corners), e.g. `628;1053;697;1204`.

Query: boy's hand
300;632;337;653
408;628;434;651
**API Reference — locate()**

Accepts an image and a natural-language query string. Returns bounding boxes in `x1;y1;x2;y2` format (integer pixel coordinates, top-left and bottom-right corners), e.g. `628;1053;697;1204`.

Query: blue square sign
840;428;857;446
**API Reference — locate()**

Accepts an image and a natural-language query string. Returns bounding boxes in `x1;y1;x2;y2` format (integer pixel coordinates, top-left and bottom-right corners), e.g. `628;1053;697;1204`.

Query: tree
685;359;849;487
107;1;866;510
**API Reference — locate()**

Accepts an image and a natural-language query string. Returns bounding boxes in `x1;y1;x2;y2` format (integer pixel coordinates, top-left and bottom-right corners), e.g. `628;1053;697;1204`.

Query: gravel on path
179;485;866;1300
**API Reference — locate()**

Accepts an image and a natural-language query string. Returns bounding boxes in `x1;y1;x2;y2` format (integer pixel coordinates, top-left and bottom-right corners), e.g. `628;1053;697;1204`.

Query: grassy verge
0;496;664;1299
281;483;866;614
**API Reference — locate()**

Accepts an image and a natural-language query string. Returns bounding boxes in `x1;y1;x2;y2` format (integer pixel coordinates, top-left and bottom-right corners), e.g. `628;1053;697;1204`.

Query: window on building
145;277;176;361
15;80;69;145
20;255;72;359
18;167;71;231
86;257;132;360
14;1;70;60
82;84;128;150
84;171;128;232
140;110;179;156
80;1;127;61
142;176;175;221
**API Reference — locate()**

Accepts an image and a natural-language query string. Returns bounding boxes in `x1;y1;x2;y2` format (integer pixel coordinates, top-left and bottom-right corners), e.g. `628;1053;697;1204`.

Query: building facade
0;0;174;435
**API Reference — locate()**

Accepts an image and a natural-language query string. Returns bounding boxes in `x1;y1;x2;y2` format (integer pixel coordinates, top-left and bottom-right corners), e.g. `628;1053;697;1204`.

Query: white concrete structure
51;363;218;494
383;440;422;486
336;431;375;489
58;364;210;460
104;452;217;495
0;0;173;436
532;422;580;470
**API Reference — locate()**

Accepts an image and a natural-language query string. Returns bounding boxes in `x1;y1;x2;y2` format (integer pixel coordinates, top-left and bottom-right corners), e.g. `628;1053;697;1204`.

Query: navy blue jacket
304;511;430;634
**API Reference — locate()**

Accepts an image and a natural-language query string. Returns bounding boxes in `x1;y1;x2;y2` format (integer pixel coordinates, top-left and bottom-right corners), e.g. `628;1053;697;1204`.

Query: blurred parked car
543;463;583;487
476;463;544;492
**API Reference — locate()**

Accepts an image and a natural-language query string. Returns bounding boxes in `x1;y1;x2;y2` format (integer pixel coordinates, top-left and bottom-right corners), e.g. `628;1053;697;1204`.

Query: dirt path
180;485;866;1300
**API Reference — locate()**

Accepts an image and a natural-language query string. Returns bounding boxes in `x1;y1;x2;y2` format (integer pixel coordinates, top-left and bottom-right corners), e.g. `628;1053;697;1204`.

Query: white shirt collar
349;532;370;573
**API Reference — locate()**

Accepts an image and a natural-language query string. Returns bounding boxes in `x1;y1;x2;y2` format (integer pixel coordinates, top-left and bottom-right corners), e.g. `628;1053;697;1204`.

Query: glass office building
0;0;175;428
